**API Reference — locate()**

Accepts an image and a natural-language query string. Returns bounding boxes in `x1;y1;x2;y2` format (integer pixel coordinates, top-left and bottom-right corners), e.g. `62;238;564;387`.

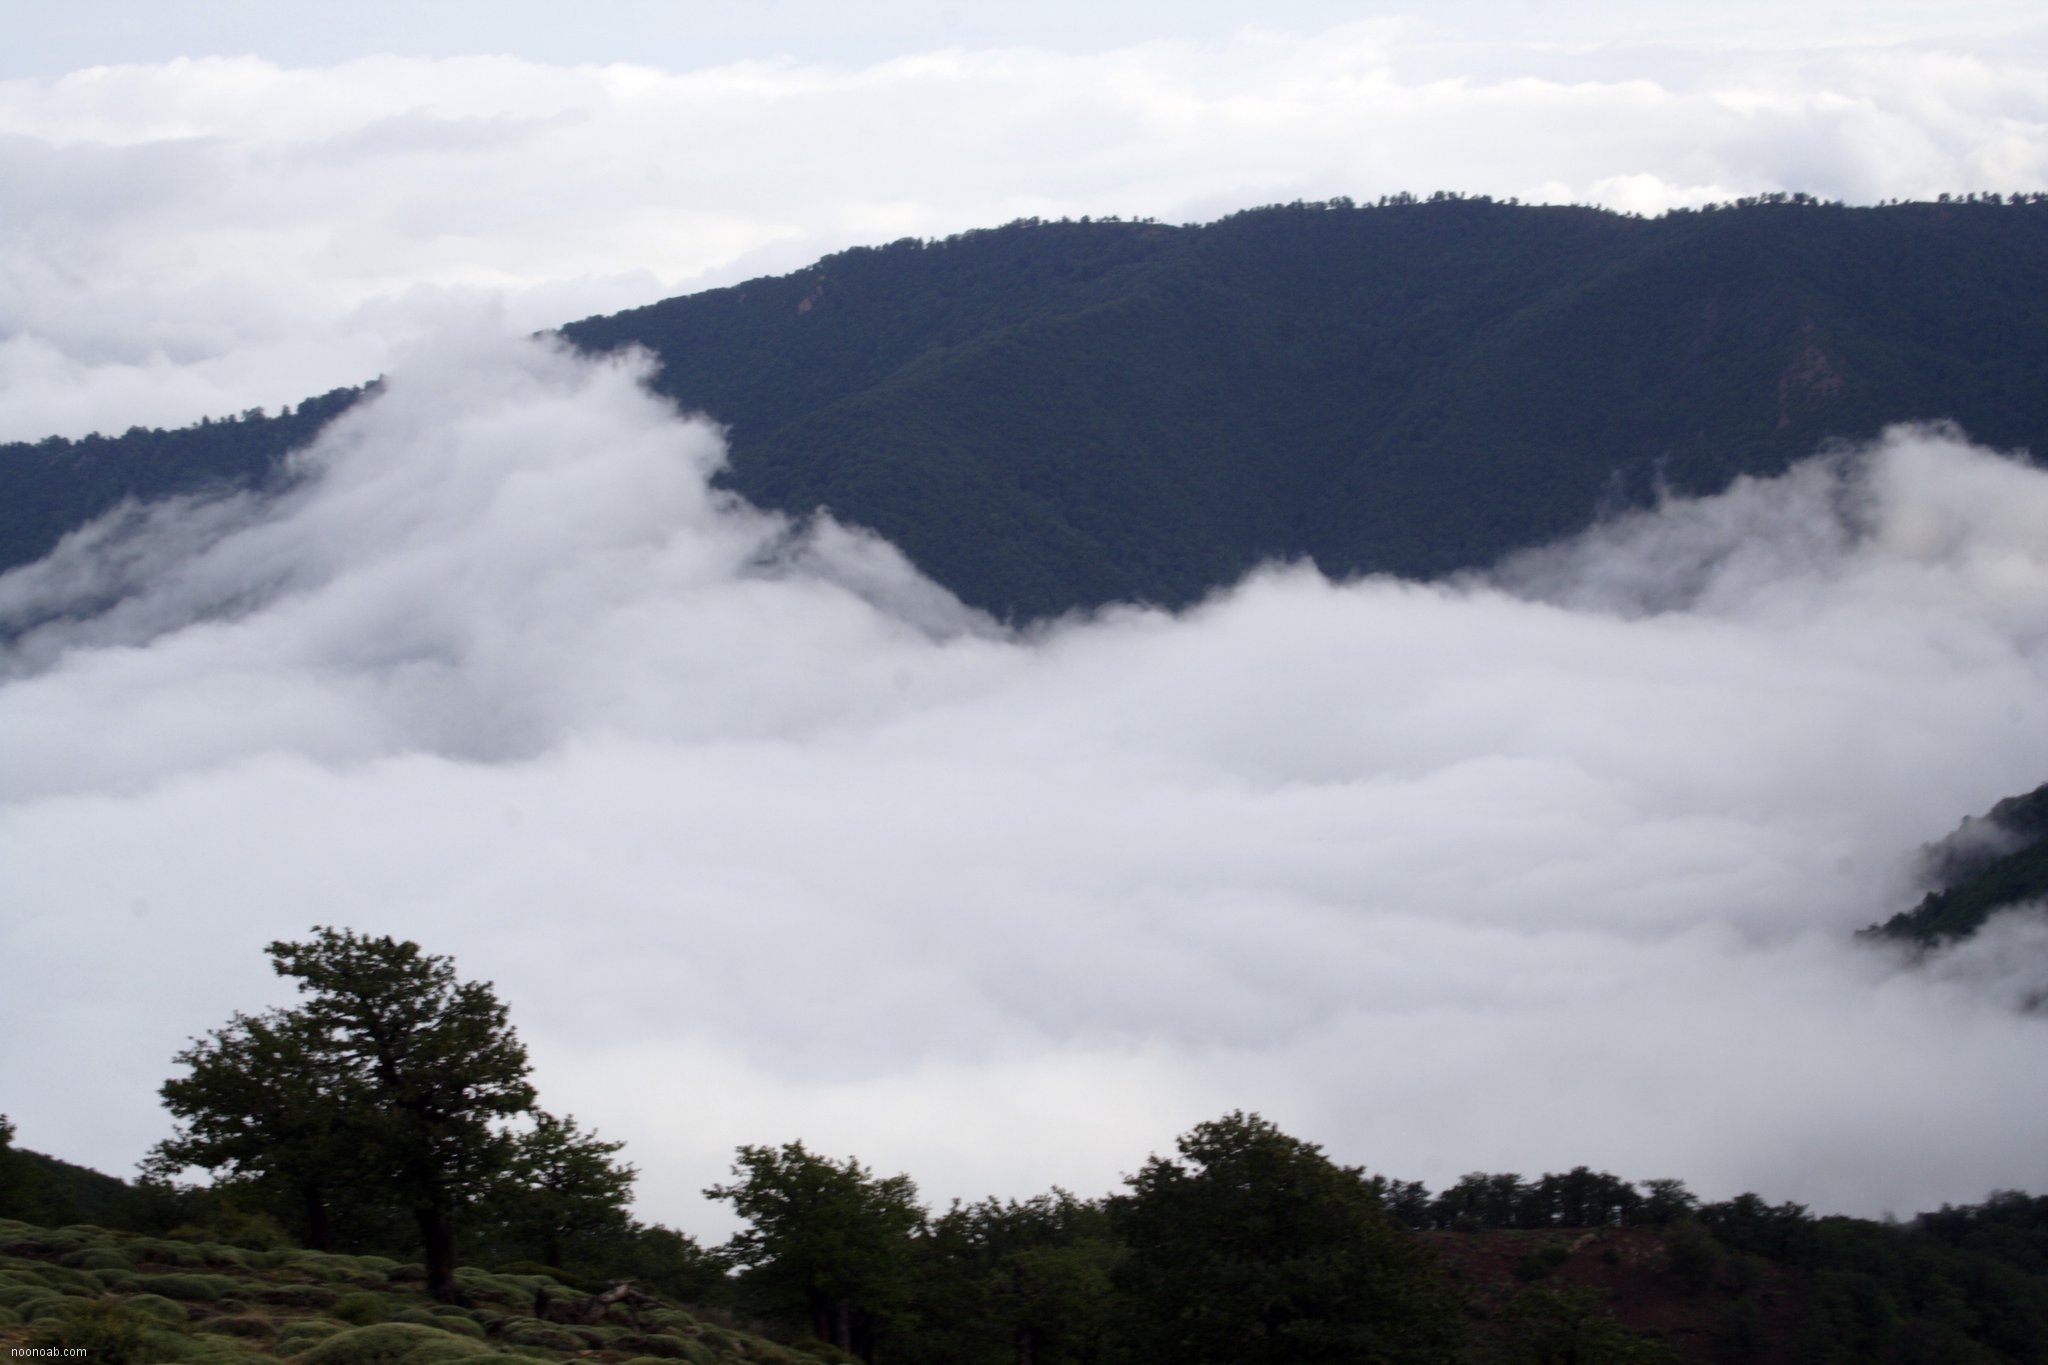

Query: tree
1111;1112;1461;1365
149;1007;370;1250
154;928;538;1301
487;1111;637;1268
706;1141;924;1360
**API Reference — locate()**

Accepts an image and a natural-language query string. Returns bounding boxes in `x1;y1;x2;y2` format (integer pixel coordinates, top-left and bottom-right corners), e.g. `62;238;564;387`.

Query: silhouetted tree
1111;1111;1460;1364
707;1141;924;1360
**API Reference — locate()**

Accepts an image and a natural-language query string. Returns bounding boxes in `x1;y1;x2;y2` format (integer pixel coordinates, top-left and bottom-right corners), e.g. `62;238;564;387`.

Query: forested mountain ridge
7;194;2048;620
1873;781;2048;950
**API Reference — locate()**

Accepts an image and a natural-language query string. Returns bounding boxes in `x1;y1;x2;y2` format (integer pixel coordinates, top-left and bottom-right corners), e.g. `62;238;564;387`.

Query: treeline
13;929;2048;1363
14;195;2048;624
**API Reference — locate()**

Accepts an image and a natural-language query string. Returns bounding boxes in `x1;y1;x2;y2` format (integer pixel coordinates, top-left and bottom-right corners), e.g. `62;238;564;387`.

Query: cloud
3;329;2046;1234
2;12;2047;439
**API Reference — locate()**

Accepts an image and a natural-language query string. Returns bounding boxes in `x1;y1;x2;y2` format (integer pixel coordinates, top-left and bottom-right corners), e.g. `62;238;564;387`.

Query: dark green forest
9;194;2048;621
1871;782;2048;951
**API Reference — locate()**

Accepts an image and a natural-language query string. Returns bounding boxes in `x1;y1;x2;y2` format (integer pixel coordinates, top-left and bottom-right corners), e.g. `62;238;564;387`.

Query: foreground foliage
0;1217;840;1365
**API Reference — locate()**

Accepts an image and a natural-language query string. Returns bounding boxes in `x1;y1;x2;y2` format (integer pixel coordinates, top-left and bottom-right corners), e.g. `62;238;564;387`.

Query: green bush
94;1266;139;1289
614;1333;695;1359
181;1339;271;1365
299;1322;496;1365
60;1246;132;1270
1514;1241;1573;1281
0;1280;58;1308
16;1291;75;1321
331;1290;395;1324
273;1317;350;1351
131;1238;208;1267
31;1263;104;1294
254;1281;340;1308
139;1272;239;1301
0;1304;17;1326
393;1306;485;1337
499;1320;585;1351
124;1291;193;1322
25;1297;156;1364
201;1312;279;1339
1663;1220;1723;1295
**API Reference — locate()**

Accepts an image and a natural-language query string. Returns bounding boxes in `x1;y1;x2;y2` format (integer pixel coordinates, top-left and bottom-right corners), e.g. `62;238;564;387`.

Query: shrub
614;1333;695;1358
132;1238;208;1267
201;1313;279;1339
16;1292;75;1321
124;1291;192;1322
393;1306;485;1337
181;1339;272;1364
273;1318;350;1351
31;1264;104;1294
299;1322;496;1365
331;1290;394;1324
0;1281;59;1308
25;1298;155;1364
1664;1220;1723;1295
1514;1242;1572;1281
60;1246;132;1271
254;1281;340;1308
500;1320;586;1350
139;1272;239;1301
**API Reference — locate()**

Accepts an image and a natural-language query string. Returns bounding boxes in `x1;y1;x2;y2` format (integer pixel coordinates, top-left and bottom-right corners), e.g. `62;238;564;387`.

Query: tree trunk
834;1298;852;1352
417;1203;460;1303
1015;1324;1035;1365
301;1185;334;1252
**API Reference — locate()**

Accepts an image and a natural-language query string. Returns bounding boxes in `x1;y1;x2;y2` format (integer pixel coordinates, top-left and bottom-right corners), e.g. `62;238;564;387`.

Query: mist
3;330;2045;1233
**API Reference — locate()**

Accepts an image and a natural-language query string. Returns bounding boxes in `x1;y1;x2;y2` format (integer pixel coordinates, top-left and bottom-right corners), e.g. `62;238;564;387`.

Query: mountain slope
7;195;2048;622
1874;782;2048;948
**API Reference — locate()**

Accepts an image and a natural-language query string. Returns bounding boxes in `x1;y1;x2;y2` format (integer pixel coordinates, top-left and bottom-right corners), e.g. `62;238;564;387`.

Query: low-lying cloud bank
3;331;2045;1233
4;8;2047;440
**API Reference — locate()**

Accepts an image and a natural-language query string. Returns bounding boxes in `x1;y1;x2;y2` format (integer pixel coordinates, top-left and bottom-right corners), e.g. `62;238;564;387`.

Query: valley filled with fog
4;332;2046;1233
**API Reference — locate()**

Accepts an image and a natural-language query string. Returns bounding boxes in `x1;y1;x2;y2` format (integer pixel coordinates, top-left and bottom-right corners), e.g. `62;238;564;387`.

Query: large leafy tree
487;1111;638;1268
706;1141;924;1360
154;928;539;1301
1112;1111;1461;1365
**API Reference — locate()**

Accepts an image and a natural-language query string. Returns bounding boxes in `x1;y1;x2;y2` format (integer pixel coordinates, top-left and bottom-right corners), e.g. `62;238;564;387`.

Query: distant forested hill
7;194;2048;620
1873;782;2048;950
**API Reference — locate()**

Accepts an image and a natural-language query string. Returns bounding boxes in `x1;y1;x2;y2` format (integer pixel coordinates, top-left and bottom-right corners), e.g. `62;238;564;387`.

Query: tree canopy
1111;1111;1462;1365
152;927;630;1301
706;1141;924;1359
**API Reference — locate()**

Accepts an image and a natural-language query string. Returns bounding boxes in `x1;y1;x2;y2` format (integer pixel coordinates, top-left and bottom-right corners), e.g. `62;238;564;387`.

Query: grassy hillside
0;1219;852;1365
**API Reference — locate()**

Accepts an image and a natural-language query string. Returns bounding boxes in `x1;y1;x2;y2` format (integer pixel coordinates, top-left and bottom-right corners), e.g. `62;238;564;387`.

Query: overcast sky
3;1;2048;1237
3;1;2048;442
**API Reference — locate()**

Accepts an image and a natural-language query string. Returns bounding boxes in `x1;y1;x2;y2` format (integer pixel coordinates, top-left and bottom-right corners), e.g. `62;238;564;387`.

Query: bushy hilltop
0;1218;852;1365
9;194;2048;620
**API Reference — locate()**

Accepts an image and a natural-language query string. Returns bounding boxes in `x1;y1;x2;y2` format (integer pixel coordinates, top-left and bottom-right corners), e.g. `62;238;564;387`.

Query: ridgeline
8;194;2048;621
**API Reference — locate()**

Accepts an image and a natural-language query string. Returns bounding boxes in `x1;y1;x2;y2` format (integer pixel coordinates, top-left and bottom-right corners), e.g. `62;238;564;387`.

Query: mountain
1872;781;2048;949
7;193;2048;620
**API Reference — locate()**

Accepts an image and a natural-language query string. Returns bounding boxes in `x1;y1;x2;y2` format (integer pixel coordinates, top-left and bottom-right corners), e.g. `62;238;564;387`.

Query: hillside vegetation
8;194;2048;620
1872;782;2048;949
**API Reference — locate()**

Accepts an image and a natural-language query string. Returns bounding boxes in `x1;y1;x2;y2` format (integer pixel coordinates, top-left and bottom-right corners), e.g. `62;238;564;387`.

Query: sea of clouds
3;330;2045;1233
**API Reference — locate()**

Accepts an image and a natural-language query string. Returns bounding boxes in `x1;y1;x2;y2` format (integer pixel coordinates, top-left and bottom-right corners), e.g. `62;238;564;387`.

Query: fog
3;331;2044;1232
